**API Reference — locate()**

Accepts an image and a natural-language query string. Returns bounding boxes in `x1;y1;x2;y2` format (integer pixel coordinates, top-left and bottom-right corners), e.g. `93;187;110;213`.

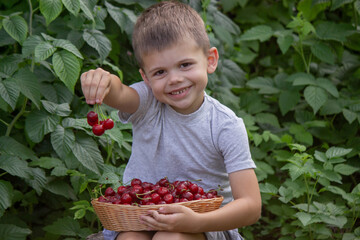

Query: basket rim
91;195;224;208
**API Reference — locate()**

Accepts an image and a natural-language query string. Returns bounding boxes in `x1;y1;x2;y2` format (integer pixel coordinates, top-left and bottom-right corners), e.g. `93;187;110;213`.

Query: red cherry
189;183;199;194
117;185;127;195
87;111;98;126
150;192;161;204
157;187;169;197
104;187;115;196
163;193;174;204
182;191;194;201
131;178;142;186
103;118;114;130
121;193;133;204
92;124;105;136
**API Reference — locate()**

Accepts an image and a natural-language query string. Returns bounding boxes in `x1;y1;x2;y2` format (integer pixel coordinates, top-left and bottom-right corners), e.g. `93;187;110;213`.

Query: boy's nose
168;71;183;84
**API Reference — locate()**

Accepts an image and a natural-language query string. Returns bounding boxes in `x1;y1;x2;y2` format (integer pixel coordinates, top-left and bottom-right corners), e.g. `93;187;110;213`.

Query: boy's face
139;38;218;114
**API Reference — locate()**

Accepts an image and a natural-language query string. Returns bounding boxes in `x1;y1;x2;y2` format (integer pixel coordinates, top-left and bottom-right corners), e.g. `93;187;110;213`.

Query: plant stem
299;36;310;74
5;97;28;136
28;0;33;36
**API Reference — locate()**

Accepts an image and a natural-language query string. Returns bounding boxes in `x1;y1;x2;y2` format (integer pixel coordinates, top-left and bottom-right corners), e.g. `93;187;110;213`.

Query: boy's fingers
96;70;111;104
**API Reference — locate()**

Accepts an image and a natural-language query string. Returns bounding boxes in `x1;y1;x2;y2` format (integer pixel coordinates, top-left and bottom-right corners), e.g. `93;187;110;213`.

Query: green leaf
29;156;65;169
79;0;95;21
304;85;328;114
53;39;83;59
326;147;352;159
41;100;71;116
315;21;353;42
11;68;41;109
72;133;104;175
310;41;336;64
240;25;273;42
0;136;37;161
40;0;63;25
276;31;294;54
105;1;126;30
43;216;80;236
51;125;75;159
316;78;339;98
356;0;360;15
255;113;280;128
320;214;347;228
22;35;43;57
25;109;60;143
331;0;353;11
0;180;13;212
2;15;28;44
47;180;77;200
279;90;300;115
295;212;312;226
35;41;56;61
0;224;32;240
291;72;316;86
83;29;111;61
334;164;359;176
62;0;80;16
0;154;32;179
0;79;20;110
247;77;279;94
342;108;357;124
259;182;278;195
289;124;313;145
24;167;47;195
52;50;81;93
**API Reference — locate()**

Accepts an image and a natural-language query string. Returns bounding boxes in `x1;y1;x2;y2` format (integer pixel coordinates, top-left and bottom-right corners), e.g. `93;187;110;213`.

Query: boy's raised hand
80;68;112;105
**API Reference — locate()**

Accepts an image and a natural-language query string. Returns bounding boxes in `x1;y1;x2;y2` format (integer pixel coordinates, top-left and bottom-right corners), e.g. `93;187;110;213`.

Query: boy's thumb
158;204;184;214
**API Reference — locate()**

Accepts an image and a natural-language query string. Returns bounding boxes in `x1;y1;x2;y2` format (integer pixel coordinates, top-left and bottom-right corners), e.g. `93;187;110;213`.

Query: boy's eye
154;70;165;76
180;63;191;68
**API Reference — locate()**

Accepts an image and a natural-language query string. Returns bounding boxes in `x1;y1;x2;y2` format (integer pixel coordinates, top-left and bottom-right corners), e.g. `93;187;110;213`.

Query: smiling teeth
171;88;188;95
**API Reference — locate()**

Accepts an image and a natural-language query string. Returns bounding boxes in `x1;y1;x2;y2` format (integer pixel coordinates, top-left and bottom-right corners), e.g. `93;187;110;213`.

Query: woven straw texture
92;196;224;231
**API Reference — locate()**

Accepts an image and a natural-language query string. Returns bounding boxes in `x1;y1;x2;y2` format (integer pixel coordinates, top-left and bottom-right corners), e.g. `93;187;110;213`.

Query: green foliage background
0;0;359;239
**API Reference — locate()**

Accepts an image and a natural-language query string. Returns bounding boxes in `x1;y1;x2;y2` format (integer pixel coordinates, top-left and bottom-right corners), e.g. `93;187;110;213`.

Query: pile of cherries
97;177;221;205
87;107;114;136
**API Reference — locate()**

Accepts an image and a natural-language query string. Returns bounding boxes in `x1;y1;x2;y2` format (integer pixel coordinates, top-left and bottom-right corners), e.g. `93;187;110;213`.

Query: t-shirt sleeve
217;117;256;173
118;81;152;124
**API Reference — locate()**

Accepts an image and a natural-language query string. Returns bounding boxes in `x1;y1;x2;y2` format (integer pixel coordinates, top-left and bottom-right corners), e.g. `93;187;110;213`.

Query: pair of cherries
87;110;114;136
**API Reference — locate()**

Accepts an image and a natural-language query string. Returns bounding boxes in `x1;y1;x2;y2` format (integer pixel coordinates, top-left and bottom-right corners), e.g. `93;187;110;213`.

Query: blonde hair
132;1;210;68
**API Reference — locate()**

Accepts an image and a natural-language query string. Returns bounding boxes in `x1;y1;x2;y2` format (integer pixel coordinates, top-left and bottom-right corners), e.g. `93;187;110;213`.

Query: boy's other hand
140;204;201;233
81;68;112;105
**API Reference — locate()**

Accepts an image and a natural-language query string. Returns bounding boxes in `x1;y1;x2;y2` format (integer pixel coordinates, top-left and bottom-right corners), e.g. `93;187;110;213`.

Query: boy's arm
141;168;261;233
81;68;140;114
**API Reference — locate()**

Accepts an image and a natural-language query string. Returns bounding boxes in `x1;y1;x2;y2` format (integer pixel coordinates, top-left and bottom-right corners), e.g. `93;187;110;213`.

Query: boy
81;1;261;240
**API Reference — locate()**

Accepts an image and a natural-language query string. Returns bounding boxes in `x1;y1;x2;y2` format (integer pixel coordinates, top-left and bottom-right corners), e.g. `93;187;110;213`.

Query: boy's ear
207;47;219;74
139;69;150;86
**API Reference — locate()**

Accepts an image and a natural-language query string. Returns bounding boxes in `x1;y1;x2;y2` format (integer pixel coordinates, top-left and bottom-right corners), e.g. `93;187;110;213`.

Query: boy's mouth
170;87;189;95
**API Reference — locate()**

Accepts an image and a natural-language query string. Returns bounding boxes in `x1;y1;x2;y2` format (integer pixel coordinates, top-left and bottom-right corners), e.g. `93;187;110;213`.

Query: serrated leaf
276;32;293;54
41;100;71;116
72;133;104;175
0;180;13;211
0;79;20;110
11;68;41;109
255;113;280;128
47;180;77;200
43;216;80;236
0;136;37;161
25;109;60;143
342;108;357;124
304;85;327;114
62;0;80;16
310;41;336;64
22;35;43;57
0;154;32;179
79;0;94;21
240;25;273;42
316;21;353;42
83;29;111;61
105;1;126;30
289;124;313;145
291;72;316;86
259;182;278;195
334;164;359;176
24;167;47;195
53;39;83;59
331;0;353;10
247;77;279;94
356;0;360;14
279;90;300;115
0;224;32;240
316;78;339;98
326;147;352;159
51;125;75;159
295;212;312;226
320;214;347;228
35;41;56;61
2;15;28;44
40;0;63;25
52;50;81;93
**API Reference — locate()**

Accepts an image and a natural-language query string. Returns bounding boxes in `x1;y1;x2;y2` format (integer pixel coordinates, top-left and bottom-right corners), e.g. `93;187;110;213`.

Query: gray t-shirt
118;81;256;205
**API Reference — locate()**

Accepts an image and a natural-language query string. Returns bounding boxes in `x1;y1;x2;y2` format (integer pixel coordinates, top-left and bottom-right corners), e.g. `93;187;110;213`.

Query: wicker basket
91;196;224;231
